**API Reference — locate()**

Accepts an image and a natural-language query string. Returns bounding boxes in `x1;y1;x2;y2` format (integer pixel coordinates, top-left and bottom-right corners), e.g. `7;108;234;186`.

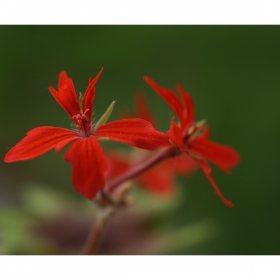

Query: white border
0;0;280;24
1;256;280;280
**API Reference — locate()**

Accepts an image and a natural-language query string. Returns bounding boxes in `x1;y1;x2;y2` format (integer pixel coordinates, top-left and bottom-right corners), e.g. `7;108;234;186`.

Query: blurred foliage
1;26;280;254
0;184;219;254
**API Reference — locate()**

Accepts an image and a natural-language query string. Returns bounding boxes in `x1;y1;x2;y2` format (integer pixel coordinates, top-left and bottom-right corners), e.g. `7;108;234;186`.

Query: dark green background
1;26;279;254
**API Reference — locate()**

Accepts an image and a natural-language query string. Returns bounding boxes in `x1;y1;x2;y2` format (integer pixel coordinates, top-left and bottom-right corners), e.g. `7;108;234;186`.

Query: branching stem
107;146;177;192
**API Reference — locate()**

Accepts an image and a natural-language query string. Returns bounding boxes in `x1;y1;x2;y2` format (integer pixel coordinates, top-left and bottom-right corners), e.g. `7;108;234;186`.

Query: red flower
4;69;171;199
144;76;240;207
107;93;197;196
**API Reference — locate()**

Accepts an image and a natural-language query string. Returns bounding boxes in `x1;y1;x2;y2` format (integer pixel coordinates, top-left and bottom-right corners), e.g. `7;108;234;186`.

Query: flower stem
107;146;177;192
80;206;114;255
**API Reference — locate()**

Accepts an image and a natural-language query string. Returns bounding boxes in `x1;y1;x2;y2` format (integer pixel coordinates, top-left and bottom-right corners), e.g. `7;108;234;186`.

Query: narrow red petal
49;71;80;119
4;127;80;163
175;84;195;129
134;94;157;126
83;67;104;123
140;154;197;196
190;135;240;174
167;117;187;153
165;154;198;175
196;159;234;208
195;125;210;141
144;76;185;126
138;166;176;196
95;118;171;150
64;136;108;199
106;151;130;179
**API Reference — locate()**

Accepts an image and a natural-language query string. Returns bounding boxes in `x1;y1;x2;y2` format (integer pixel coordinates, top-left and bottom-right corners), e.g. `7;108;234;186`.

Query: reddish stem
80;206;113;255
107;146;177;192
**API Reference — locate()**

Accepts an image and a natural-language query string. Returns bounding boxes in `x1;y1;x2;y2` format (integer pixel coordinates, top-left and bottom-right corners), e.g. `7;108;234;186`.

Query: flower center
72;109;91;137
184;119;207;143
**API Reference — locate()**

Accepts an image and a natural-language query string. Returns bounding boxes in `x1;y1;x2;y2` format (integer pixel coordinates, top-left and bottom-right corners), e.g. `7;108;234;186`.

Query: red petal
144;76;185;127
83;67;104;123
49;71;80;119
95;118;171;150
195;125;210;141
138;165;176;196
134;94;157;126
165;154;198;175
64;136;108;199
167;117;187;153
175;84;195;129
139;154;197;196
196;159;234;208
106;151;130;179
4;127;80;163
190;135;240;174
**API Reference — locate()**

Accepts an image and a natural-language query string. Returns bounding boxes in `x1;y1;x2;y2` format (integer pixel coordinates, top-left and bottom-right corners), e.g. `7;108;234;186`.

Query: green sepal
93;101;116;131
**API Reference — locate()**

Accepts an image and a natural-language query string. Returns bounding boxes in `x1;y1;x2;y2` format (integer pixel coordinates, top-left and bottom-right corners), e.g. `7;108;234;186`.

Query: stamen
72;109;91;137
72;109;90;122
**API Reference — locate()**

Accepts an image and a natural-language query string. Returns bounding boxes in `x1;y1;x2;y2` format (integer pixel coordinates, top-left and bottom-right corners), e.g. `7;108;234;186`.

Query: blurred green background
0;26;279;254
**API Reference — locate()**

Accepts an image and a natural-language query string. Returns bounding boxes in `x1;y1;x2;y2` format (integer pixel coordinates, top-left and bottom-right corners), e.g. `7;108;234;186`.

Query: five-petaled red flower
107;93;197;196
4;69;171;199
144;76;240;207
